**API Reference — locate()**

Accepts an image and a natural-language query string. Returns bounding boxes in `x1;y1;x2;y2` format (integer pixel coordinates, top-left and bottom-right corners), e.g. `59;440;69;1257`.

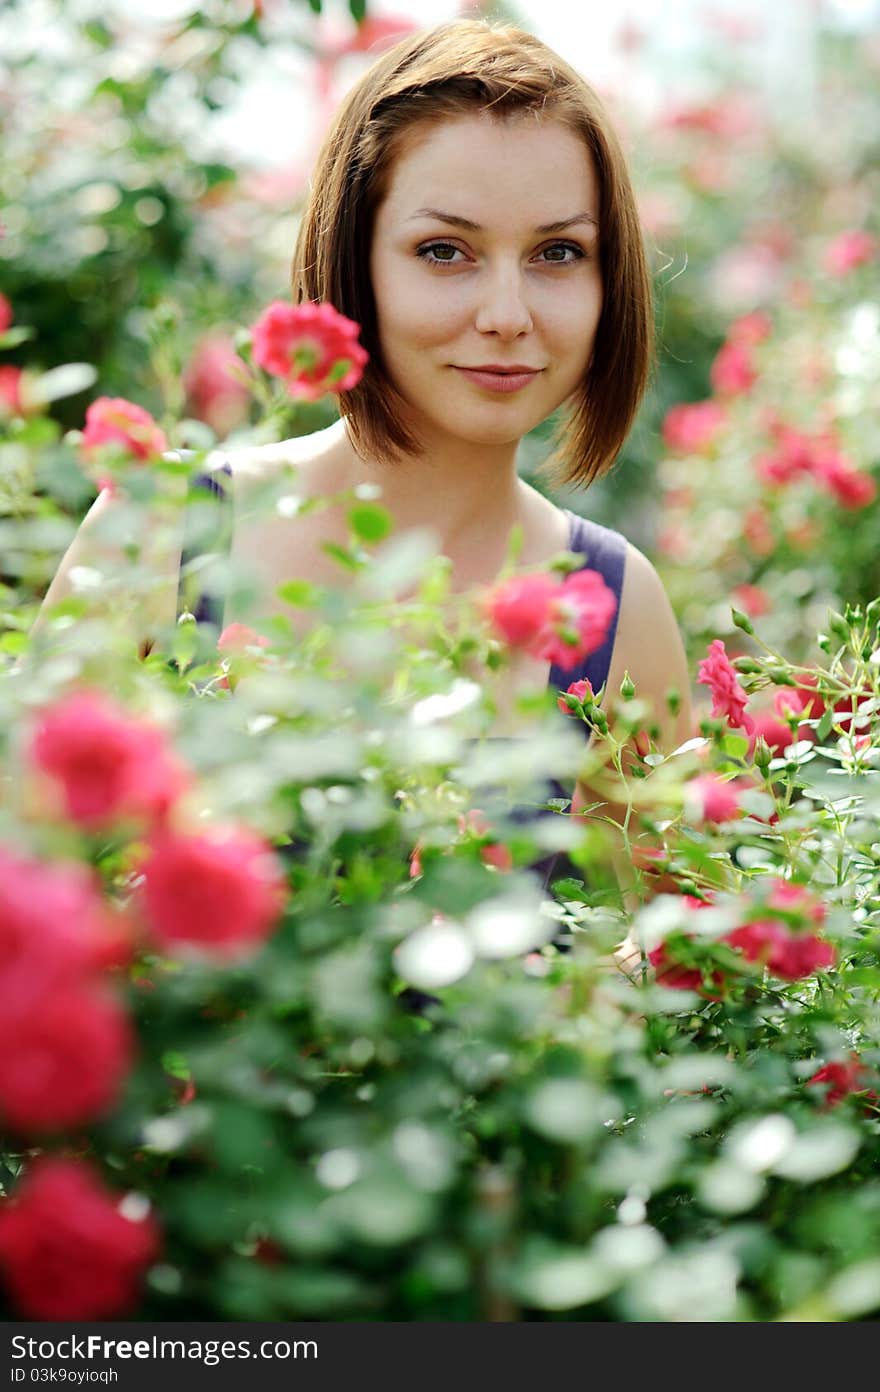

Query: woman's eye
538;242;586;264
417;242;463;265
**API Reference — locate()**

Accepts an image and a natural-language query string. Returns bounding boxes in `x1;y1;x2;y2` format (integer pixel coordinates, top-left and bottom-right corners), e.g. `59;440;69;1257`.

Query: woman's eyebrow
408;207;598;234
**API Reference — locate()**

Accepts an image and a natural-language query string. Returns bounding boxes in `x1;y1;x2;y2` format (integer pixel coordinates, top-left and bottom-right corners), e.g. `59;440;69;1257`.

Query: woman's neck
330;416;527;554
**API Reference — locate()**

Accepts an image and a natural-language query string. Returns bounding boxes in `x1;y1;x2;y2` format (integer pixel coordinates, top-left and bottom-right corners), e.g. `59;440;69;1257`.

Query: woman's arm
572;542;694;966
28;478;187;660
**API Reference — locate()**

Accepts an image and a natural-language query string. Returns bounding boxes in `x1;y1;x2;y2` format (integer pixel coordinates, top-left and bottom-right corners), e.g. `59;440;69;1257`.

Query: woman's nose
473;264;534;337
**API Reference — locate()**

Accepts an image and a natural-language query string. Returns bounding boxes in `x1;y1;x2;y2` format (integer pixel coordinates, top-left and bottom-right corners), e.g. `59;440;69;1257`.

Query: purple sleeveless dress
175;459;627;996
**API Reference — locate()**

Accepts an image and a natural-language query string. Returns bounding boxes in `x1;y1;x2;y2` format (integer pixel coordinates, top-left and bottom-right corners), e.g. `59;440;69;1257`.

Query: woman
35;19;692;875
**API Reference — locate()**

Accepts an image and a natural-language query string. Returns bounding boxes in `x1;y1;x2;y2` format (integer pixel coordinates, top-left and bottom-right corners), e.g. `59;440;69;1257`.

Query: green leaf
348;503;393;544
0;327;34;350
721;731;749;759
321;540;362;572
277;578;320;607
348;0;367;21
816;707;834;741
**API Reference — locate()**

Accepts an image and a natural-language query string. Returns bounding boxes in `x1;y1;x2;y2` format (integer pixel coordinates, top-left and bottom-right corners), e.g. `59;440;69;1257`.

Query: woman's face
369;111;603;453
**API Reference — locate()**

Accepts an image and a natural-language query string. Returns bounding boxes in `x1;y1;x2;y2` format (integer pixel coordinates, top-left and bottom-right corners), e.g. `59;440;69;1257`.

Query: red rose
807;1057;872;1107
251;300;368;401
0;1157;158;1319
697;638;755;734
726;920;834;980
823;230;877;277
649;898;723;992
0;848;122;1004
28;688;187;830
0;986;133;1133
140;824;287;958
0;293;12;333
81;396;167;461
648;938;703;991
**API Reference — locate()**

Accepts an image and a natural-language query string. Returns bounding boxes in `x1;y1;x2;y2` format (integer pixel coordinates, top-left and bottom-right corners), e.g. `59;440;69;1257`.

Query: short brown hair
291;18;653;490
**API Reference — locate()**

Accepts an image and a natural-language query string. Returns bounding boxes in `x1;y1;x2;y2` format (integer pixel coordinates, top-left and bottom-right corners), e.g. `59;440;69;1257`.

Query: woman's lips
453;367;541;393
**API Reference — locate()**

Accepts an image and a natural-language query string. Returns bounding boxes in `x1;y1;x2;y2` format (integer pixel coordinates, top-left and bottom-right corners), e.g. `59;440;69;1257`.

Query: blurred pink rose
29;688;187;831
81;397;167;461
662;400;726;454
710;340;758;396
0;365;25;417
139;825;287;959
731;583;770;618
183;334;249;437
686;773;744;825
823;230;877;276
0;293;12;332
0;1157;159;1320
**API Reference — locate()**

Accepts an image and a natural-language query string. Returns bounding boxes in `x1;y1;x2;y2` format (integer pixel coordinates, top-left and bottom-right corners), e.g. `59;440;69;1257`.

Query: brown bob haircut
291;18;653;490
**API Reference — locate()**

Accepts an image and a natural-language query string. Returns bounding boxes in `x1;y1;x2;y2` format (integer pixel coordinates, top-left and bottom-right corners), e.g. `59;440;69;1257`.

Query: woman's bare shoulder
219;419;348;494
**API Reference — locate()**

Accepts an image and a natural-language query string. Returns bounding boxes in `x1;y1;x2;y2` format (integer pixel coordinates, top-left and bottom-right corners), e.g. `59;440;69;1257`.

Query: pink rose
686;773;743;824
662;400;726;454
139;825;287;958
457;809;513;872
217;622;270;653
731;583;770;618
484;572;558;649
823;230;877;277
217;623;271;690
0;848;126;1005
183;333;250;436
0;986;133;1133
697;638;755;733
81;397;168;461
251;300;368;401
0;1157;159;1319
0;293;12;333
813;450;877;509
557;677;594;714
543;569;617;670
0;365;25;416
28;688;187;830
710;340;758;396
764;878;826;925
743;505;775;556
729;310;772;344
